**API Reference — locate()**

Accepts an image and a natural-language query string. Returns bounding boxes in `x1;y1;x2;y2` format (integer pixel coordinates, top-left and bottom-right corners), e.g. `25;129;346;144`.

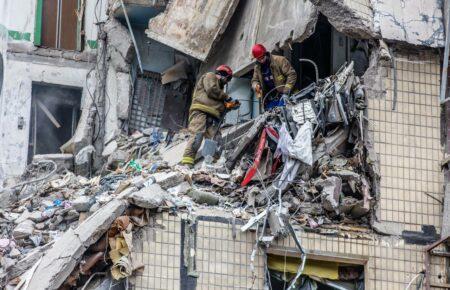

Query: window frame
33;0;84;51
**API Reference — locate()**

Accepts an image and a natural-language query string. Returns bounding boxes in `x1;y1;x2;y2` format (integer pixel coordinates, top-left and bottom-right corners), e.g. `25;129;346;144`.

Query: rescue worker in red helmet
181;65;239;167
251;43;297;110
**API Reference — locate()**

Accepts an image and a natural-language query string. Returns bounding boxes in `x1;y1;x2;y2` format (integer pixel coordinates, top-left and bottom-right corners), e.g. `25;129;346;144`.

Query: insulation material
372;0;445;47
145;0;240;61
267;254;339;280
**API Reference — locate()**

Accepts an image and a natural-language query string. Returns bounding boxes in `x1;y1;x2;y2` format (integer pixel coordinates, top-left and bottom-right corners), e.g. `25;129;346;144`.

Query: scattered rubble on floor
0;62;377;289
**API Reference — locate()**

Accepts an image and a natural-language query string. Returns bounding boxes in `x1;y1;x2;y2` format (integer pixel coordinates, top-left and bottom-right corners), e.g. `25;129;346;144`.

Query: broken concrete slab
128;184;166;209
167;181;192;196
26;229;85;290
0;189;16;209
14;211;32;225
151;171;185;190
146;0;240;61
28;211;46;223
71;196;93;212
102;140;118;157
13;220;35;240
315;177;342;213
160;141;188;167
33;154;74;172
187;189;220;205
27;199;127;289
311;0;376;39
202;0;317;76
74;199;128;246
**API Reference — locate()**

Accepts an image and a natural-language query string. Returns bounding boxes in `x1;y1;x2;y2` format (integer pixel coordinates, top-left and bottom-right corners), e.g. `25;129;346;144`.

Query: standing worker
181;65;239;167
251;44;297;110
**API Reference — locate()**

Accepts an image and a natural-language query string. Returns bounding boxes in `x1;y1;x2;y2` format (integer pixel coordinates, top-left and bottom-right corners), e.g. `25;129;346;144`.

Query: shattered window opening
28;83;82;162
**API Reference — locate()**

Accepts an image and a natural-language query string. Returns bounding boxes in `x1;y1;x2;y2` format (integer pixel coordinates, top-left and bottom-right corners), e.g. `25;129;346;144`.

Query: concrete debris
315;176;342;213
151;171;185;190
71;196;93;212
0;60;377;289
128;184;166;209
187;189;220;206
13;220;35;240
104;18;135;72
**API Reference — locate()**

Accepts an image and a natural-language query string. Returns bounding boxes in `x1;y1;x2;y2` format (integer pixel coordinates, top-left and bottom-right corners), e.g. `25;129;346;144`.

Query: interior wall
133;25;175;73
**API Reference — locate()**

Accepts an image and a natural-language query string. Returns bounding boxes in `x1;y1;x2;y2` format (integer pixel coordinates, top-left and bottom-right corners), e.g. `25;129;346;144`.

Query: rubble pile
0;61;378;289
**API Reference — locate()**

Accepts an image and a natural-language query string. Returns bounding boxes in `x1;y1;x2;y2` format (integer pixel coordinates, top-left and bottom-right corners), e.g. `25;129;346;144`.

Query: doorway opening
28;83;82;162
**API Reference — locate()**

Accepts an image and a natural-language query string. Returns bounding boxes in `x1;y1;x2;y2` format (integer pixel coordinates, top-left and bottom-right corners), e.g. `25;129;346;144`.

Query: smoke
31;84;82;155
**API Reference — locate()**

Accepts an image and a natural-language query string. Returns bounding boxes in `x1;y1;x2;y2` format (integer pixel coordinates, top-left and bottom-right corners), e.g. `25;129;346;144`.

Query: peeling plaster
371;0;445;47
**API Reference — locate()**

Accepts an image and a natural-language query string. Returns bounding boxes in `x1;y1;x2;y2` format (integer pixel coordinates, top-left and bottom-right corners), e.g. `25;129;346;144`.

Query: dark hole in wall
290;14;365;90
28;83;82;162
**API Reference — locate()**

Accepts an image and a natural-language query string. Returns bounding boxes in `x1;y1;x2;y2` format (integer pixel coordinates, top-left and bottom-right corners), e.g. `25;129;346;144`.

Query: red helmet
252;44;267;59
216;65;233;77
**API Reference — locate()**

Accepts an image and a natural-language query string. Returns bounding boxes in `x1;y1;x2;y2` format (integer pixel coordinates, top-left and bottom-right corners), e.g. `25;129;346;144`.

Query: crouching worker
181;65;239;167
251;43;297;110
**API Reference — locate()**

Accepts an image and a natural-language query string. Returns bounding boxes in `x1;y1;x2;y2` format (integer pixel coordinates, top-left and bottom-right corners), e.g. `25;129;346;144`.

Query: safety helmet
252;44;267;59
216;65;233;77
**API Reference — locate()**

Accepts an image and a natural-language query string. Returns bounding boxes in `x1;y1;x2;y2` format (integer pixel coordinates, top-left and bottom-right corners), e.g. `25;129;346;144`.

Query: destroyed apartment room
0;0;450;289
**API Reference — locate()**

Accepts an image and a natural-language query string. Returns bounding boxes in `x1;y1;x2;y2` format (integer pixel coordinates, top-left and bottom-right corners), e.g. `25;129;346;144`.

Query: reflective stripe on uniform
181;156;195;165
190;104;220;119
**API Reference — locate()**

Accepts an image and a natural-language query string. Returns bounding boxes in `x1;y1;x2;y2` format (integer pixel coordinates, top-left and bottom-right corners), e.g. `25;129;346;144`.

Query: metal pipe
299;58;319;83
440;4;450;103
120;0;144;74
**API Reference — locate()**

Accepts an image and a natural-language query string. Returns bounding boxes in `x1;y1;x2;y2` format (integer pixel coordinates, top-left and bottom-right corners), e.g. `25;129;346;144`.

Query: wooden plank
60;0;78;50
41;0;58;48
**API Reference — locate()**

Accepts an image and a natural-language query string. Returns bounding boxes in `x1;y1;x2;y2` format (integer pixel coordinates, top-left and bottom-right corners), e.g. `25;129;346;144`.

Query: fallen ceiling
145;0;240;61
201;0;318;76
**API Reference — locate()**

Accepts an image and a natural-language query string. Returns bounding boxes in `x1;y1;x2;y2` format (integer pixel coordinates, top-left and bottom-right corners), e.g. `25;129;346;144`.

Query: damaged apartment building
0;0;450;289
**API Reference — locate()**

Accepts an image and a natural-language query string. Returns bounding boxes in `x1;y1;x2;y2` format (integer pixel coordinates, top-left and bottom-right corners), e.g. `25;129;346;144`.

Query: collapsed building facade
0;0;450;289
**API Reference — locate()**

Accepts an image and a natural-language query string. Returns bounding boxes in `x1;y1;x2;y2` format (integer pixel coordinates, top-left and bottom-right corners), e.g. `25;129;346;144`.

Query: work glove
253;84;263;98
280;94;289;101
224;99;241;110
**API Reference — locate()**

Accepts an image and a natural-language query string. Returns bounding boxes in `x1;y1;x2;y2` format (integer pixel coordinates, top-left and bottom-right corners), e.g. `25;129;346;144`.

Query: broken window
267;254;365;290
28;83;82;161
129;71;191;133
34;0;81;50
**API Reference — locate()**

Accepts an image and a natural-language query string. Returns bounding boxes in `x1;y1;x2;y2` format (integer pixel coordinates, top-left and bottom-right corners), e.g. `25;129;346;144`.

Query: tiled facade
131;49;446;290
368;50;444;232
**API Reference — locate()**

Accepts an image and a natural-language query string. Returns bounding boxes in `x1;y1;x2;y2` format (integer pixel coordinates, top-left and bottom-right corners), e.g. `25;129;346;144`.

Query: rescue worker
251;44;297;110
181;65;239;167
